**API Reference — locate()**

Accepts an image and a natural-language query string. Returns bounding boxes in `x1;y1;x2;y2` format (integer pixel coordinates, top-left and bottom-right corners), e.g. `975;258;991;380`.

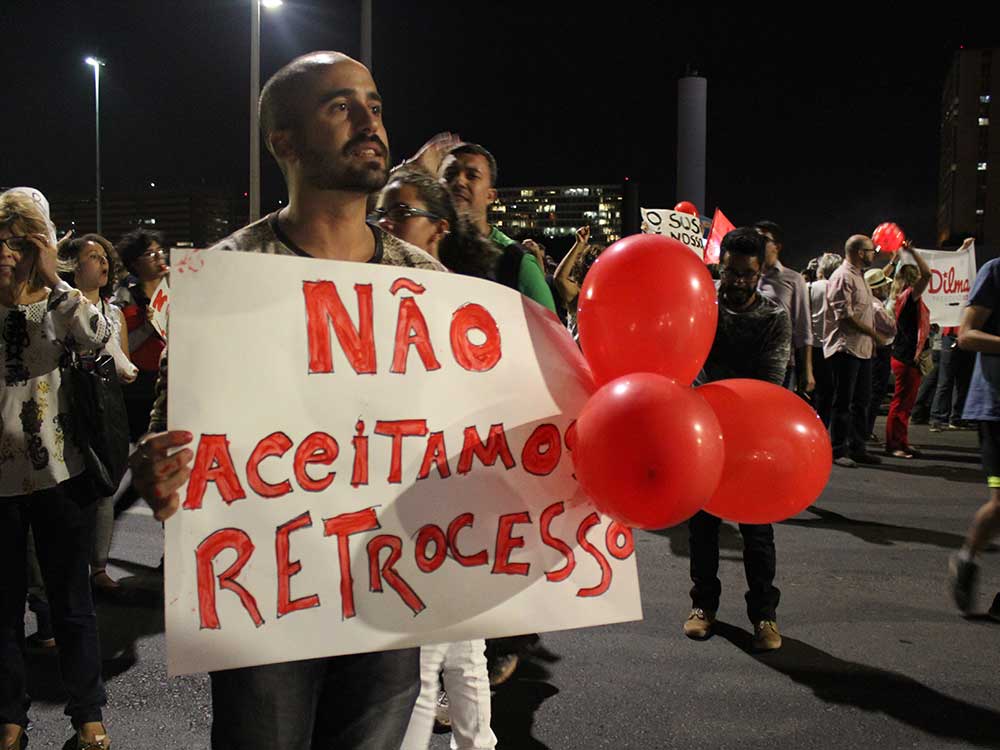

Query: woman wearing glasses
374;170;498;750
0;189;114;749
111;229;167;444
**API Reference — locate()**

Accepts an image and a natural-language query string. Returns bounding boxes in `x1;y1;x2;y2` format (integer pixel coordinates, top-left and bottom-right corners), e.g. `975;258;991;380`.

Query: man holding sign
133;51;442;750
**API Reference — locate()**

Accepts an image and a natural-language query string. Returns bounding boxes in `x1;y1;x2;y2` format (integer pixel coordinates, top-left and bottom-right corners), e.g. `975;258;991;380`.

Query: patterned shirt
697;293;792;386
148;214;445;431
0;281;114;497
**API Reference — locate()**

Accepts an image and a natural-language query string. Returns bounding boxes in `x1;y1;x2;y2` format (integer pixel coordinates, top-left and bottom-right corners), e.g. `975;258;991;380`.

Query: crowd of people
2;48;999;750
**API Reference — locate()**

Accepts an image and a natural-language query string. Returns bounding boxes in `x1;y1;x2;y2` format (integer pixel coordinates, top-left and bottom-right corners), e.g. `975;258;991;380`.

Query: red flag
704;208;734;265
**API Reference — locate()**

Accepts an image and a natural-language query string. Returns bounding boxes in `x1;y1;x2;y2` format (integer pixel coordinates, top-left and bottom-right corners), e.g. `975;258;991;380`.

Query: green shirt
487;225;556;313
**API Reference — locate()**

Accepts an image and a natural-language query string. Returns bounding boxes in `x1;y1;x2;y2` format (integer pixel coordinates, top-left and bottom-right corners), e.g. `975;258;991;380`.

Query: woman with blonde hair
0;189;114;749
885;240;933;458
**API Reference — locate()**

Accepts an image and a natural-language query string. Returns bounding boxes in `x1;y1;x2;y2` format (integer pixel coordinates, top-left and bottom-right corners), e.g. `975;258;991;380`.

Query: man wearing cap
865;268;897;441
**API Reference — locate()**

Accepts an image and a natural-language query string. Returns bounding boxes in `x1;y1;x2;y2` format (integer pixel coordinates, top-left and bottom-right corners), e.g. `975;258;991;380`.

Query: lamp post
250;0;283;223
85;57;105;234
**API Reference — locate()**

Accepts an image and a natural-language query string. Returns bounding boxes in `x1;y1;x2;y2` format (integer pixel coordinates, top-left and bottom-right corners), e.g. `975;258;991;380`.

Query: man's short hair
447;143;498;187
259;52;349;149
844;234;871;256
754;220;784;247
720;227;767;267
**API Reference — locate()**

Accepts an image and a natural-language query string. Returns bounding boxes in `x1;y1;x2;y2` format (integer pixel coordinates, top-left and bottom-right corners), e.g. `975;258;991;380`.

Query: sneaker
948;553;978;613
988;593;1000;623
833;456;857;468
433;689;451;729
683;608;716;639
929;423;946;433
851;452;882;465
752;620;782;651
487;653;519;686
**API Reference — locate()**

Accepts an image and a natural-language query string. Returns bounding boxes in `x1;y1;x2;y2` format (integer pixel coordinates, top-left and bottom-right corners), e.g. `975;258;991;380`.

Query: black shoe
850;452;882;465
949;553;978;613
989;593;1000;623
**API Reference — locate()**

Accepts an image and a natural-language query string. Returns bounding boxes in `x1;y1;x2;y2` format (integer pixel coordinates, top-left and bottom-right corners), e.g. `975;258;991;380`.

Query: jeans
0;475;106;729
868;346;893;437
209;648;420;749
828;351;873;458
887;358;921;451
688;511;780;623
401;641;496;750
931;336;975;424
25;530;53;640
812;347;834;427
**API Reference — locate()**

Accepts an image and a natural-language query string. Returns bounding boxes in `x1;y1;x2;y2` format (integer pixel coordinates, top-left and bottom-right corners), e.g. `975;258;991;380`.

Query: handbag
917;349;934;377
63;350;130;497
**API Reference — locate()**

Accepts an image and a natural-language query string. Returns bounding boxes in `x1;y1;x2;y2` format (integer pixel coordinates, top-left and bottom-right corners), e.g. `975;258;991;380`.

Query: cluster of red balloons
872;222;905;253
573;234;832;530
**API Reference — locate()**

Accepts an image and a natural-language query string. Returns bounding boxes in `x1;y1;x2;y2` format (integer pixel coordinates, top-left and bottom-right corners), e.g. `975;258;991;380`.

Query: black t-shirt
892;294;920;365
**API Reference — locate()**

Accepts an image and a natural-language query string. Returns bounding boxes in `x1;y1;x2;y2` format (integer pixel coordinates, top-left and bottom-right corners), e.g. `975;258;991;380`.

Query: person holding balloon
683;227;791;650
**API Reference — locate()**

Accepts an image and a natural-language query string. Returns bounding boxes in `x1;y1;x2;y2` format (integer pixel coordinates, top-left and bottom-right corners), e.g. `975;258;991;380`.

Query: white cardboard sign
640;208;705;258
165;249;643;676
901;244;977;327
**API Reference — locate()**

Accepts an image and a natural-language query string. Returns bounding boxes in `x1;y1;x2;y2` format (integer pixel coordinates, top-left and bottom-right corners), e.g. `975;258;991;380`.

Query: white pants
400;639;497;750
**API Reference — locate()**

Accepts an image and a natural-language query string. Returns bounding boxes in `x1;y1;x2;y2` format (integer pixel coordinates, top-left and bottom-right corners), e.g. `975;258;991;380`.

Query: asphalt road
21;419;1000;749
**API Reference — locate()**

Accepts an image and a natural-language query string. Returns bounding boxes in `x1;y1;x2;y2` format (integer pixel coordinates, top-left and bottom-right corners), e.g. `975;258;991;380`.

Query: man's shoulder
377;228;447;272
756;294;789;320
207;215;289;255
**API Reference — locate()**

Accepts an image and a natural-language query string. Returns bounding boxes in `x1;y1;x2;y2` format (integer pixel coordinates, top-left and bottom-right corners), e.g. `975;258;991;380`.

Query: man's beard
721;286;754;308
297;135;390;193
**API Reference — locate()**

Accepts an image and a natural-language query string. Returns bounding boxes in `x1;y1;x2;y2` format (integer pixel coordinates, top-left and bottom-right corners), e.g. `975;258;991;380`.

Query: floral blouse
0;281;113;497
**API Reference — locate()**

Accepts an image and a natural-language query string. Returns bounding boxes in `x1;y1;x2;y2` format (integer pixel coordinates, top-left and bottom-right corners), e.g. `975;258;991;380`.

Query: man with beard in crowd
130;51;444;749
824;234;888;468
684;227;791;651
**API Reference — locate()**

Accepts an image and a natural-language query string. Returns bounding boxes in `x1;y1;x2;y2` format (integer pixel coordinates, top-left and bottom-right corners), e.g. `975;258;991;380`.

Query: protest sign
900;243;977;327
165;249;643;676
641;208;705;258
704;208;734;265
149;276;169;340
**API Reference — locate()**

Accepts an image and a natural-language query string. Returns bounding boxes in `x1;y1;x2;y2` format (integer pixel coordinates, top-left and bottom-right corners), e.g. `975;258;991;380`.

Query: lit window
982;95;992;103
979;162;988;171
520;189;534;197
976;209;985;215
980;117;990;126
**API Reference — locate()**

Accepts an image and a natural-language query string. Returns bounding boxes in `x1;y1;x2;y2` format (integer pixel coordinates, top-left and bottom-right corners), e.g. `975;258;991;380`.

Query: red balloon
577;234;718;386
872;222;905;253
573;373;724;529
674;200;699;216
697;379;832;524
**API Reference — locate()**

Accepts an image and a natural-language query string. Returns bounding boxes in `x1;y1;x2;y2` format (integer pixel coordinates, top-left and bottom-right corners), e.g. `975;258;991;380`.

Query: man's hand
800;373;816;394
131;431;195;521
409;132;462;176
574;225;591;248
522;239;547;270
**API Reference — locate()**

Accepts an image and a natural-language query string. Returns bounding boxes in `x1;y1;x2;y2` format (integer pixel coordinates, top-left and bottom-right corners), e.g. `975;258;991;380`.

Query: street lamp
85;56;105;233
250;0;283;222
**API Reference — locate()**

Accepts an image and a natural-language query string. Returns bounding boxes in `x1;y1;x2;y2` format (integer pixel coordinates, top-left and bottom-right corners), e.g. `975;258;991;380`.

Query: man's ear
487;187;497;204
269;130;295;164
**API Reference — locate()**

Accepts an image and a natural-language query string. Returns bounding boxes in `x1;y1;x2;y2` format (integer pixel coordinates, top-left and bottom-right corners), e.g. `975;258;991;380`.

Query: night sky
2;1;998;267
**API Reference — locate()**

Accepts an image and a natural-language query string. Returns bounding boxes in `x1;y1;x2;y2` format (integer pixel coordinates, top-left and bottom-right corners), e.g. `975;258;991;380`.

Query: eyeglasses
719;268;761;284
374;204;441;223
0;236;32;254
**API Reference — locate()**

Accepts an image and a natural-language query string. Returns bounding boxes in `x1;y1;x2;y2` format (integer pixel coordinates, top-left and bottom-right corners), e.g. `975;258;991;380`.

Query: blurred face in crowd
758;229;781;269
440;152;495;221
858;239;877;269
0;225;34;289
279;58;390;193
376;181;448;257
719;251;761;309
131;240;168;282
871;282;890;301
74;240;110;291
